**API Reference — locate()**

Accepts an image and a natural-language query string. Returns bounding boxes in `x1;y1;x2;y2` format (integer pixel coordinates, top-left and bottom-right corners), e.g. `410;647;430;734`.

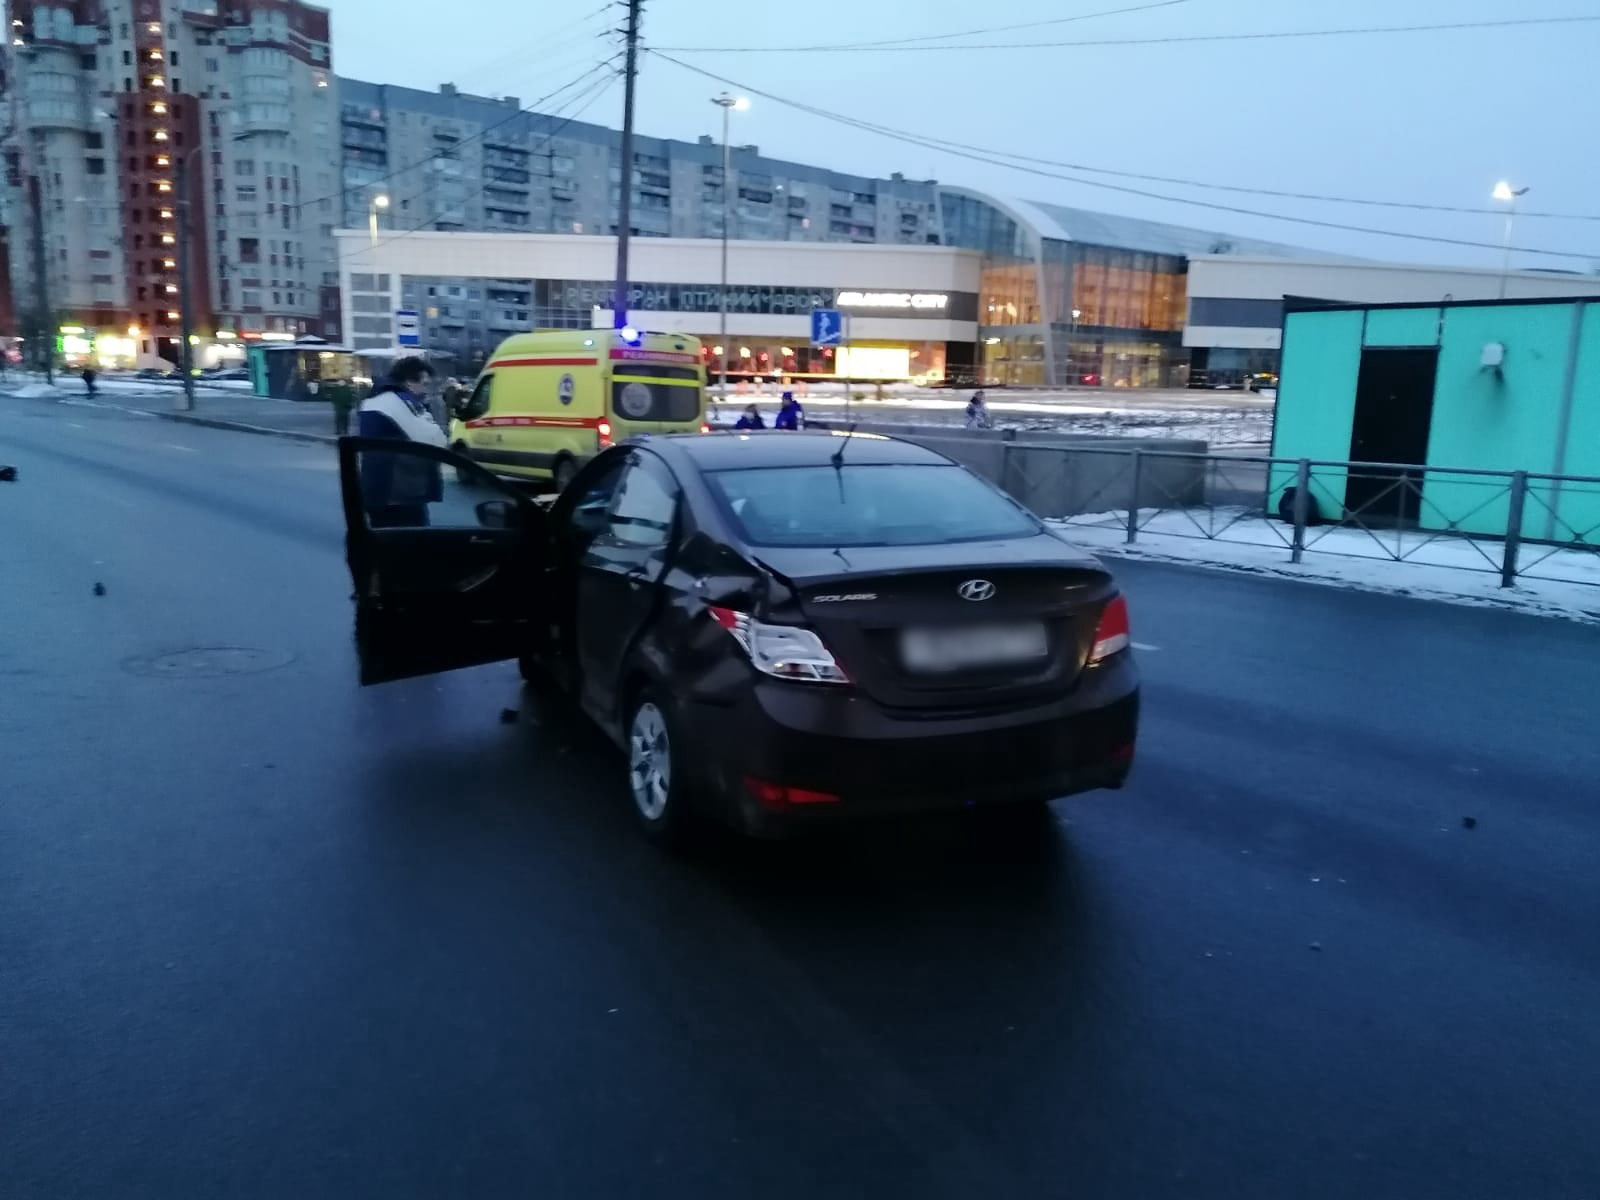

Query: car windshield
705;462;1040;547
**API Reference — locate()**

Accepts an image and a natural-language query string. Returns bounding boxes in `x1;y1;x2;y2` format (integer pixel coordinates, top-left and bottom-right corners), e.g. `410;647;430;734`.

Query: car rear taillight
709;606;850;684
597;420;613;449
699;422;711;434
1088;594;1131;664
745;777;842;810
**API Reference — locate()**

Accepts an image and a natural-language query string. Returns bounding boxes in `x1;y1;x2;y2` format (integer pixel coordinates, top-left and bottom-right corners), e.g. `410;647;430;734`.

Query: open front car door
339;437;545;685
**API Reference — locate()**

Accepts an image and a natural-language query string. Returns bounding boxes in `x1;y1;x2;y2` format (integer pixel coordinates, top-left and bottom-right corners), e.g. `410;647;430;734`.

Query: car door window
566;459;626;543
354;442;519;530
459;375;492;421
604;456;678;548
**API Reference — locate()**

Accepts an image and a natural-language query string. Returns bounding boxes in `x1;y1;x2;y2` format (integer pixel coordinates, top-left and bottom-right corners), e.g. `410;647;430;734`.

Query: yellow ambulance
450;328;708;490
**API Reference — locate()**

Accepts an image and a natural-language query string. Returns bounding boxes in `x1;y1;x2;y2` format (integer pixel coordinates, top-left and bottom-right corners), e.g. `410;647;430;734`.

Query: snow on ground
711;384;1274;445
6;383;67;399
1051;506;1600;623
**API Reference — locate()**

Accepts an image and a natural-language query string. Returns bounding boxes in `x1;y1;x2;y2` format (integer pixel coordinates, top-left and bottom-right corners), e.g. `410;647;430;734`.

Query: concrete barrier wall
792;418;1209;517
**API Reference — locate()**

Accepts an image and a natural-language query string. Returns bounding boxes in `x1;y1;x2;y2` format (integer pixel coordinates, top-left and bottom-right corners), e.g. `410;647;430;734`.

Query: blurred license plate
901;622;1048;673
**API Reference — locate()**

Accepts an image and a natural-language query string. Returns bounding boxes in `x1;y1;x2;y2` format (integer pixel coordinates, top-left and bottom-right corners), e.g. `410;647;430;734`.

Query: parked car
338;431;1139;842
136;366;174;380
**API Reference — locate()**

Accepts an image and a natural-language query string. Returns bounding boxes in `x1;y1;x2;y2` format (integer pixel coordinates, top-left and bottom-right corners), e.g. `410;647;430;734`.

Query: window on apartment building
81;53;96;70
123;49;132;65
170;50;178;65
236;185;256;202
235;159;254;177
207;58;218;72
239;238;259;263
86;159;105;176
125;79;132;92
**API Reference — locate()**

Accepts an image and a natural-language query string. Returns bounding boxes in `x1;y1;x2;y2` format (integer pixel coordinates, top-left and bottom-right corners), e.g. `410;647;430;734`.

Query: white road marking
1132;642;1161;652
163;442;199;453
64;421;86;429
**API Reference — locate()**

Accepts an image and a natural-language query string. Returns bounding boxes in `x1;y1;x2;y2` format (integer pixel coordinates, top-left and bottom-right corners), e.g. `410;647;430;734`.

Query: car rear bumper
681;654;1139;835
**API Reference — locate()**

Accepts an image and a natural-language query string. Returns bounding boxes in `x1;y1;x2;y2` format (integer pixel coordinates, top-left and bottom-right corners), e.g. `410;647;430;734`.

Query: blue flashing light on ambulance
450;327;710;491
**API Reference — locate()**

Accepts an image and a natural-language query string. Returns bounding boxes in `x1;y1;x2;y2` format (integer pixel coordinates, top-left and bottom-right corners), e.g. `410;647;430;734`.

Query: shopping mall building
337;188;1597;388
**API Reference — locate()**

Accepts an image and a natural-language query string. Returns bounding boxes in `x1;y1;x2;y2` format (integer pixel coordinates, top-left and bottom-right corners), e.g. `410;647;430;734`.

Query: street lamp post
1070;308;1082;386
1492;180;1530;299
711;93;748;399
369;192;390;245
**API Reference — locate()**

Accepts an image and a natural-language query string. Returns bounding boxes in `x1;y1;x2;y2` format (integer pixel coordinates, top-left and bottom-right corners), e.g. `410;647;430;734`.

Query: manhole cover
123;647;295;678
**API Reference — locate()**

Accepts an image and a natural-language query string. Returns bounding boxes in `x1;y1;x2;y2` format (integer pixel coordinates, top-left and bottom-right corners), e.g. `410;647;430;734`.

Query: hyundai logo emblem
957;579;996;602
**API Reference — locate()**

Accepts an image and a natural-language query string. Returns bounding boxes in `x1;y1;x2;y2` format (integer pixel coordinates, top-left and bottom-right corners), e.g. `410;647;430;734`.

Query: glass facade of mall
939;189;1297;388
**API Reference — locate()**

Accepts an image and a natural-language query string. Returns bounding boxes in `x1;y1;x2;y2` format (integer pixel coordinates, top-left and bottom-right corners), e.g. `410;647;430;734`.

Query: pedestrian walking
357;357;447;528
82;365;98;398
774;391;804;431
733;404;765;430
964;389;993;430
326;375;357;437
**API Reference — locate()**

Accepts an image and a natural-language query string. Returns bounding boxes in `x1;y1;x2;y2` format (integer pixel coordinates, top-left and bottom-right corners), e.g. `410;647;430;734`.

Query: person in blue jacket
733;403;765;430
357;357;448;528
773;391;804;431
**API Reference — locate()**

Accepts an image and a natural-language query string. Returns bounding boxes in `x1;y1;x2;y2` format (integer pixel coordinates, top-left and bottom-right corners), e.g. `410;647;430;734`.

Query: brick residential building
1;0;338;366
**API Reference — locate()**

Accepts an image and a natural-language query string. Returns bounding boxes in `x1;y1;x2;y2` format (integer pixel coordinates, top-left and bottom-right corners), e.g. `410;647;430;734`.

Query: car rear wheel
626;690;689;844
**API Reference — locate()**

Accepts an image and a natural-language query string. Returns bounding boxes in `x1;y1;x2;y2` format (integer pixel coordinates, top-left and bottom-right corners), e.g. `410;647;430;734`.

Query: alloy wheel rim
628;703;671;821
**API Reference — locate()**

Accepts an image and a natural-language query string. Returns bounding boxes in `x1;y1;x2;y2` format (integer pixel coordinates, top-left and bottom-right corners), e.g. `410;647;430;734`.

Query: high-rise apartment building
336;78;947;366
1;0;338;365
338;79;947;246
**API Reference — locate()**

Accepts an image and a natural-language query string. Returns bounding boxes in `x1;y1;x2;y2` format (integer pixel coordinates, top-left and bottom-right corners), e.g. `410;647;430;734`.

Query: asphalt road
4;397;1599;1199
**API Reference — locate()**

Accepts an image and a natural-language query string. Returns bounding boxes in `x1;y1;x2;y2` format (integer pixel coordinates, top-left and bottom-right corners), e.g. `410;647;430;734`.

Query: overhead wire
649;51;1597;260
448;2;612;92
822;0;1188;52
653;14;1600;54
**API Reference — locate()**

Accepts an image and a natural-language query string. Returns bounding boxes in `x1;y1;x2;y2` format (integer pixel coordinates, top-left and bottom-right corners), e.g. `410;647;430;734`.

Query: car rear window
705;463;1040;547
610;379;701;423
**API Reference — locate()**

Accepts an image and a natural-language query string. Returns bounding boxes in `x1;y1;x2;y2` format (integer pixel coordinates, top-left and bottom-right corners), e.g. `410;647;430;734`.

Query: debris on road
1462;816;1478;830
92;582;106;596
0;464;16;481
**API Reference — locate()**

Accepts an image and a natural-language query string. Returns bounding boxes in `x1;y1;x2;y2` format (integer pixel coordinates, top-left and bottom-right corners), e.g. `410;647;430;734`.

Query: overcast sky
328;0;1598;270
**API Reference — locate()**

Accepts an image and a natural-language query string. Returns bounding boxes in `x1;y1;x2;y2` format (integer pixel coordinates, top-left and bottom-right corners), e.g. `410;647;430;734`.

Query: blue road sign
811;308;843;348
395;309;421;348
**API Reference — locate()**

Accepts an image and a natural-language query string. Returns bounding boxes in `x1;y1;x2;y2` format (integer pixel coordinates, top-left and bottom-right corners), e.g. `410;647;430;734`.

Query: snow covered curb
1053;521;1600;625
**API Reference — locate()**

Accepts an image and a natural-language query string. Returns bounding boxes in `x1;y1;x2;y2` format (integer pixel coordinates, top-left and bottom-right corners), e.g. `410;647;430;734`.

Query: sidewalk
4;377;341;444
1053;511;1600;625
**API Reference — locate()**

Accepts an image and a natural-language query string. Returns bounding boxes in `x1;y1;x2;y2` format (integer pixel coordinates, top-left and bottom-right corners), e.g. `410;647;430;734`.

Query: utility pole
712;93;747;399
175;150;198;411
27;131;53;384
610;0;641;329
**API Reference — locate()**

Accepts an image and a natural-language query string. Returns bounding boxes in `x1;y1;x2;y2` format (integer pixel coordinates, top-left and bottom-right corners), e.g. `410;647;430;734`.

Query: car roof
650;430;954;471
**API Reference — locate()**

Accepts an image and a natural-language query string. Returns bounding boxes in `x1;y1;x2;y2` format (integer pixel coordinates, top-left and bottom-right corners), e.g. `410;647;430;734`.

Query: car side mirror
476;499;521;529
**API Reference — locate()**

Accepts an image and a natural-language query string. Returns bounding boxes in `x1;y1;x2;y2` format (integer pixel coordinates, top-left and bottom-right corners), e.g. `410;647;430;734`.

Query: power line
823;0;1187;52
449;2;611;92
653;14;1600;53
649;52;1596;260
347;69;620;261
648;59;1595;222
